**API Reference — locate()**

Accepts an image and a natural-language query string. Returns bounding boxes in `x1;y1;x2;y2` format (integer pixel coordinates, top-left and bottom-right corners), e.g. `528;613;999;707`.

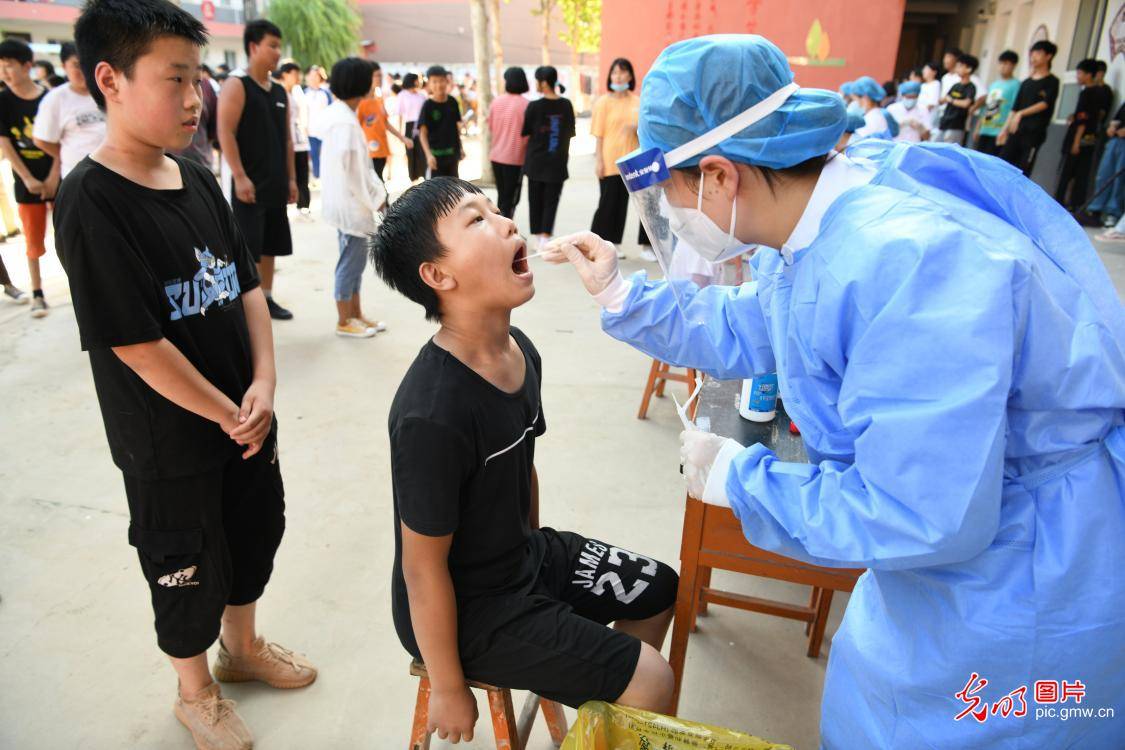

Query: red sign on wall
201;0;215;21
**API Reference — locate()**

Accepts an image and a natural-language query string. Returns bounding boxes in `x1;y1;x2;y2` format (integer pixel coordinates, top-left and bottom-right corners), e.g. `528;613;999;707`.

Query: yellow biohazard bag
560;702;794;750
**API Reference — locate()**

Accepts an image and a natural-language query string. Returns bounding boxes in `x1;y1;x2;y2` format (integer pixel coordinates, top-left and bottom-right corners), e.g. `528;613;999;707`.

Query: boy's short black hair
998;49;1019;65
277;61;301;76
503;66;528;94
74;0;208;110
957;53;979;73
944;47;963;59
243;19;281;56
372;177;484;322
1096;59;1108;74
1076;58;1099;75
402;72;419;89
426;64;449;79
34;60;56;78
1030;40;1058;57
606;57;636;91
60;42;78;66
329;57;374;100
0;39;34;65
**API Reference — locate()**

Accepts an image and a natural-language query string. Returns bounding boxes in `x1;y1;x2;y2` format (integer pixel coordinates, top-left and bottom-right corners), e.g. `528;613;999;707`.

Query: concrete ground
2;129;1124;750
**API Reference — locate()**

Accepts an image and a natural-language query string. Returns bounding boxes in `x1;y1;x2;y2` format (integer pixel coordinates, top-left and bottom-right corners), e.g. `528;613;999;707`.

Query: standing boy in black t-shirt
59;3;315;748
372;177;679;744
0;38;57;318
217;19;297;321
1055;58;1105;211
936;53;978;145
999;40;1060;176
418;65;463;178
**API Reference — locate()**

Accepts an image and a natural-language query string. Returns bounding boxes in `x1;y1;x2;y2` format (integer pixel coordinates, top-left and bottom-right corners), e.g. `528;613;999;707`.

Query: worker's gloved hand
544;231;623;298
680;430;744;505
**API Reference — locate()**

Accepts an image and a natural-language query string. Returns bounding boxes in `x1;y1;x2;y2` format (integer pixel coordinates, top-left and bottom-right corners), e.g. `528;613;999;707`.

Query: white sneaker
4;285;28;304
1097;230;1125;243
30;296;48;318
336;318;376;338
639;249;658;262
615;244;626;259
359;316;387;333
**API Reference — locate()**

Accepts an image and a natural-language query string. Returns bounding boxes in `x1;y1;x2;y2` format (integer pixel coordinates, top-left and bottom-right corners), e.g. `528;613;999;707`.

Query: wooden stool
638;359;700;420
409;661;569;750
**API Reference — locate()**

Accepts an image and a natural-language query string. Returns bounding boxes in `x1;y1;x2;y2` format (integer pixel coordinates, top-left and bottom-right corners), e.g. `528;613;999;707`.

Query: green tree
266;0;362;70
557;0;600;111
557;0;600;56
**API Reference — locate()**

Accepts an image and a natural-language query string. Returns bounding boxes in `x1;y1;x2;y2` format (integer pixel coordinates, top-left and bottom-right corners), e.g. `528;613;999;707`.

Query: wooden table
668;379;864;714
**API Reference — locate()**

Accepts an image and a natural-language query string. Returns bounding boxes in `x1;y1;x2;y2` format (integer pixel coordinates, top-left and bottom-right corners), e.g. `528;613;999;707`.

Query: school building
601;0;1113;186
0;0;260;70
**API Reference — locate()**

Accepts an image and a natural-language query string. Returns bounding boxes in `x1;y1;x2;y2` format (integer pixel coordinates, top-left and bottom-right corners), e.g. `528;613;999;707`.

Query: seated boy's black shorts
231;196;293;261
455;528;678;709
123;422;286;658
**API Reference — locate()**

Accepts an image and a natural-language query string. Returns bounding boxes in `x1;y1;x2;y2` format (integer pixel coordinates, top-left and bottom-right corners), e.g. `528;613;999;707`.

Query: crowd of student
8;3;682;749
838;39;1125;240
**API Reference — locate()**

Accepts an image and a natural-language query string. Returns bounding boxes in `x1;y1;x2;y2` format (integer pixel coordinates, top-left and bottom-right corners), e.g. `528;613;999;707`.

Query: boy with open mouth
373;177;679;744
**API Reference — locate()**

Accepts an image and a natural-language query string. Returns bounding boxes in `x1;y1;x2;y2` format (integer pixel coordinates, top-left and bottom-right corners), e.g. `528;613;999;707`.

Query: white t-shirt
886;101;925;142
32;84;106;177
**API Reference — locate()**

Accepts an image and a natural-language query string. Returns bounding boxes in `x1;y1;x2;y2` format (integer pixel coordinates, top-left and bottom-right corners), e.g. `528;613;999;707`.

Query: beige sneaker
358;316;387;333
335;318;375;338
213;637;317;689
173;682;253;750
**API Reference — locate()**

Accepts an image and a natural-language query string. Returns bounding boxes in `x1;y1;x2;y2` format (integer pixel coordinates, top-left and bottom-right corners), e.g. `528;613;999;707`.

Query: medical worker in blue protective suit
545;34;1125;750
850;76;899;140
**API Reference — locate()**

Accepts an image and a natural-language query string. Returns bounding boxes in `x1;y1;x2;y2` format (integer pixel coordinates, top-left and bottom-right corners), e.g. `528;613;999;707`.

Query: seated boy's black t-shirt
939;81;976;130
390;328;547;656
419;97;462;158
55;155;260;479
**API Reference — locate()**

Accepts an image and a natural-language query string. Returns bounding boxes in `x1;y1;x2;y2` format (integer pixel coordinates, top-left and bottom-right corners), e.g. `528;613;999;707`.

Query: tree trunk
541;7;551;65
469;0;495;185
570;47;582;114
488;0;504;98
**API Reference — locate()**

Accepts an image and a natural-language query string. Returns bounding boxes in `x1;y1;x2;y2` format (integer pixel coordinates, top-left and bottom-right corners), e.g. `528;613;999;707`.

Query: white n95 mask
664;172;745;263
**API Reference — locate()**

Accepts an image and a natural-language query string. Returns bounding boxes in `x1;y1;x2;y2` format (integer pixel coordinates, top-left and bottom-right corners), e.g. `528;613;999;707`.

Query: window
1068;0;1107;69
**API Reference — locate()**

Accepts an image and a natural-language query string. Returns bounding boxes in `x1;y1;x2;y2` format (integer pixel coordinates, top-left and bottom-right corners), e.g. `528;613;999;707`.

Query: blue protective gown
603;141;1125;749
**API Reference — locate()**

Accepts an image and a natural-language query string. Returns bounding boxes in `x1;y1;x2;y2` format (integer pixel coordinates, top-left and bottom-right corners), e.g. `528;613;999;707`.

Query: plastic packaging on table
560;701;793;750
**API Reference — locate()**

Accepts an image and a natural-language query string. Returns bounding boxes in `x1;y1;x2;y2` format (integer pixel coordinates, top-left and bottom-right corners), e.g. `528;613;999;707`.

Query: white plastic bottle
740;373;778;422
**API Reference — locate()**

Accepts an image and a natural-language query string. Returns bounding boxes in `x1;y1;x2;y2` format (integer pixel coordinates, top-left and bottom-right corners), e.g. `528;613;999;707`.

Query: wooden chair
409;661;569;750
638;360;700;420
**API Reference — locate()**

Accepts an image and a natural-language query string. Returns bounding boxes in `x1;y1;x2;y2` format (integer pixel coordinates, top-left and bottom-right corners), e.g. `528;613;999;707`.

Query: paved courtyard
2;130;1123;748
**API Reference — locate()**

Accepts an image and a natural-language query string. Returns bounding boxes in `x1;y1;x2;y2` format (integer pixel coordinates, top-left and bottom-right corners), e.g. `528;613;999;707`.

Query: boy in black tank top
217;19;296;321
373;178;679;744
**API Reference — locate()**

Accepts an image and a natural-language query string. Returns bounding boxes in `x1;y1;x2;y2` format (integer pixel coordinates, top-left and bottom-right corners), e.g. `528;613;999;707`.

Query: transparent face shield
616;82;798;326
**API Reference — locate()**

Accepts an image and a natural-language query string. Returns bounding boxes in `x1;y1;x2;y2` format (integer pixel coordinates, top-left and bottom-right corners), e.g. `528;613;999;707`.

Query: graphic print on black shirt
389;328;547;655
1064;86;1109;151
55;155;261;479
522;97;575;183
232;75;289;206
0;86;53;203
419;97;462;158
939;82;976;130
1012;75;1060;140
